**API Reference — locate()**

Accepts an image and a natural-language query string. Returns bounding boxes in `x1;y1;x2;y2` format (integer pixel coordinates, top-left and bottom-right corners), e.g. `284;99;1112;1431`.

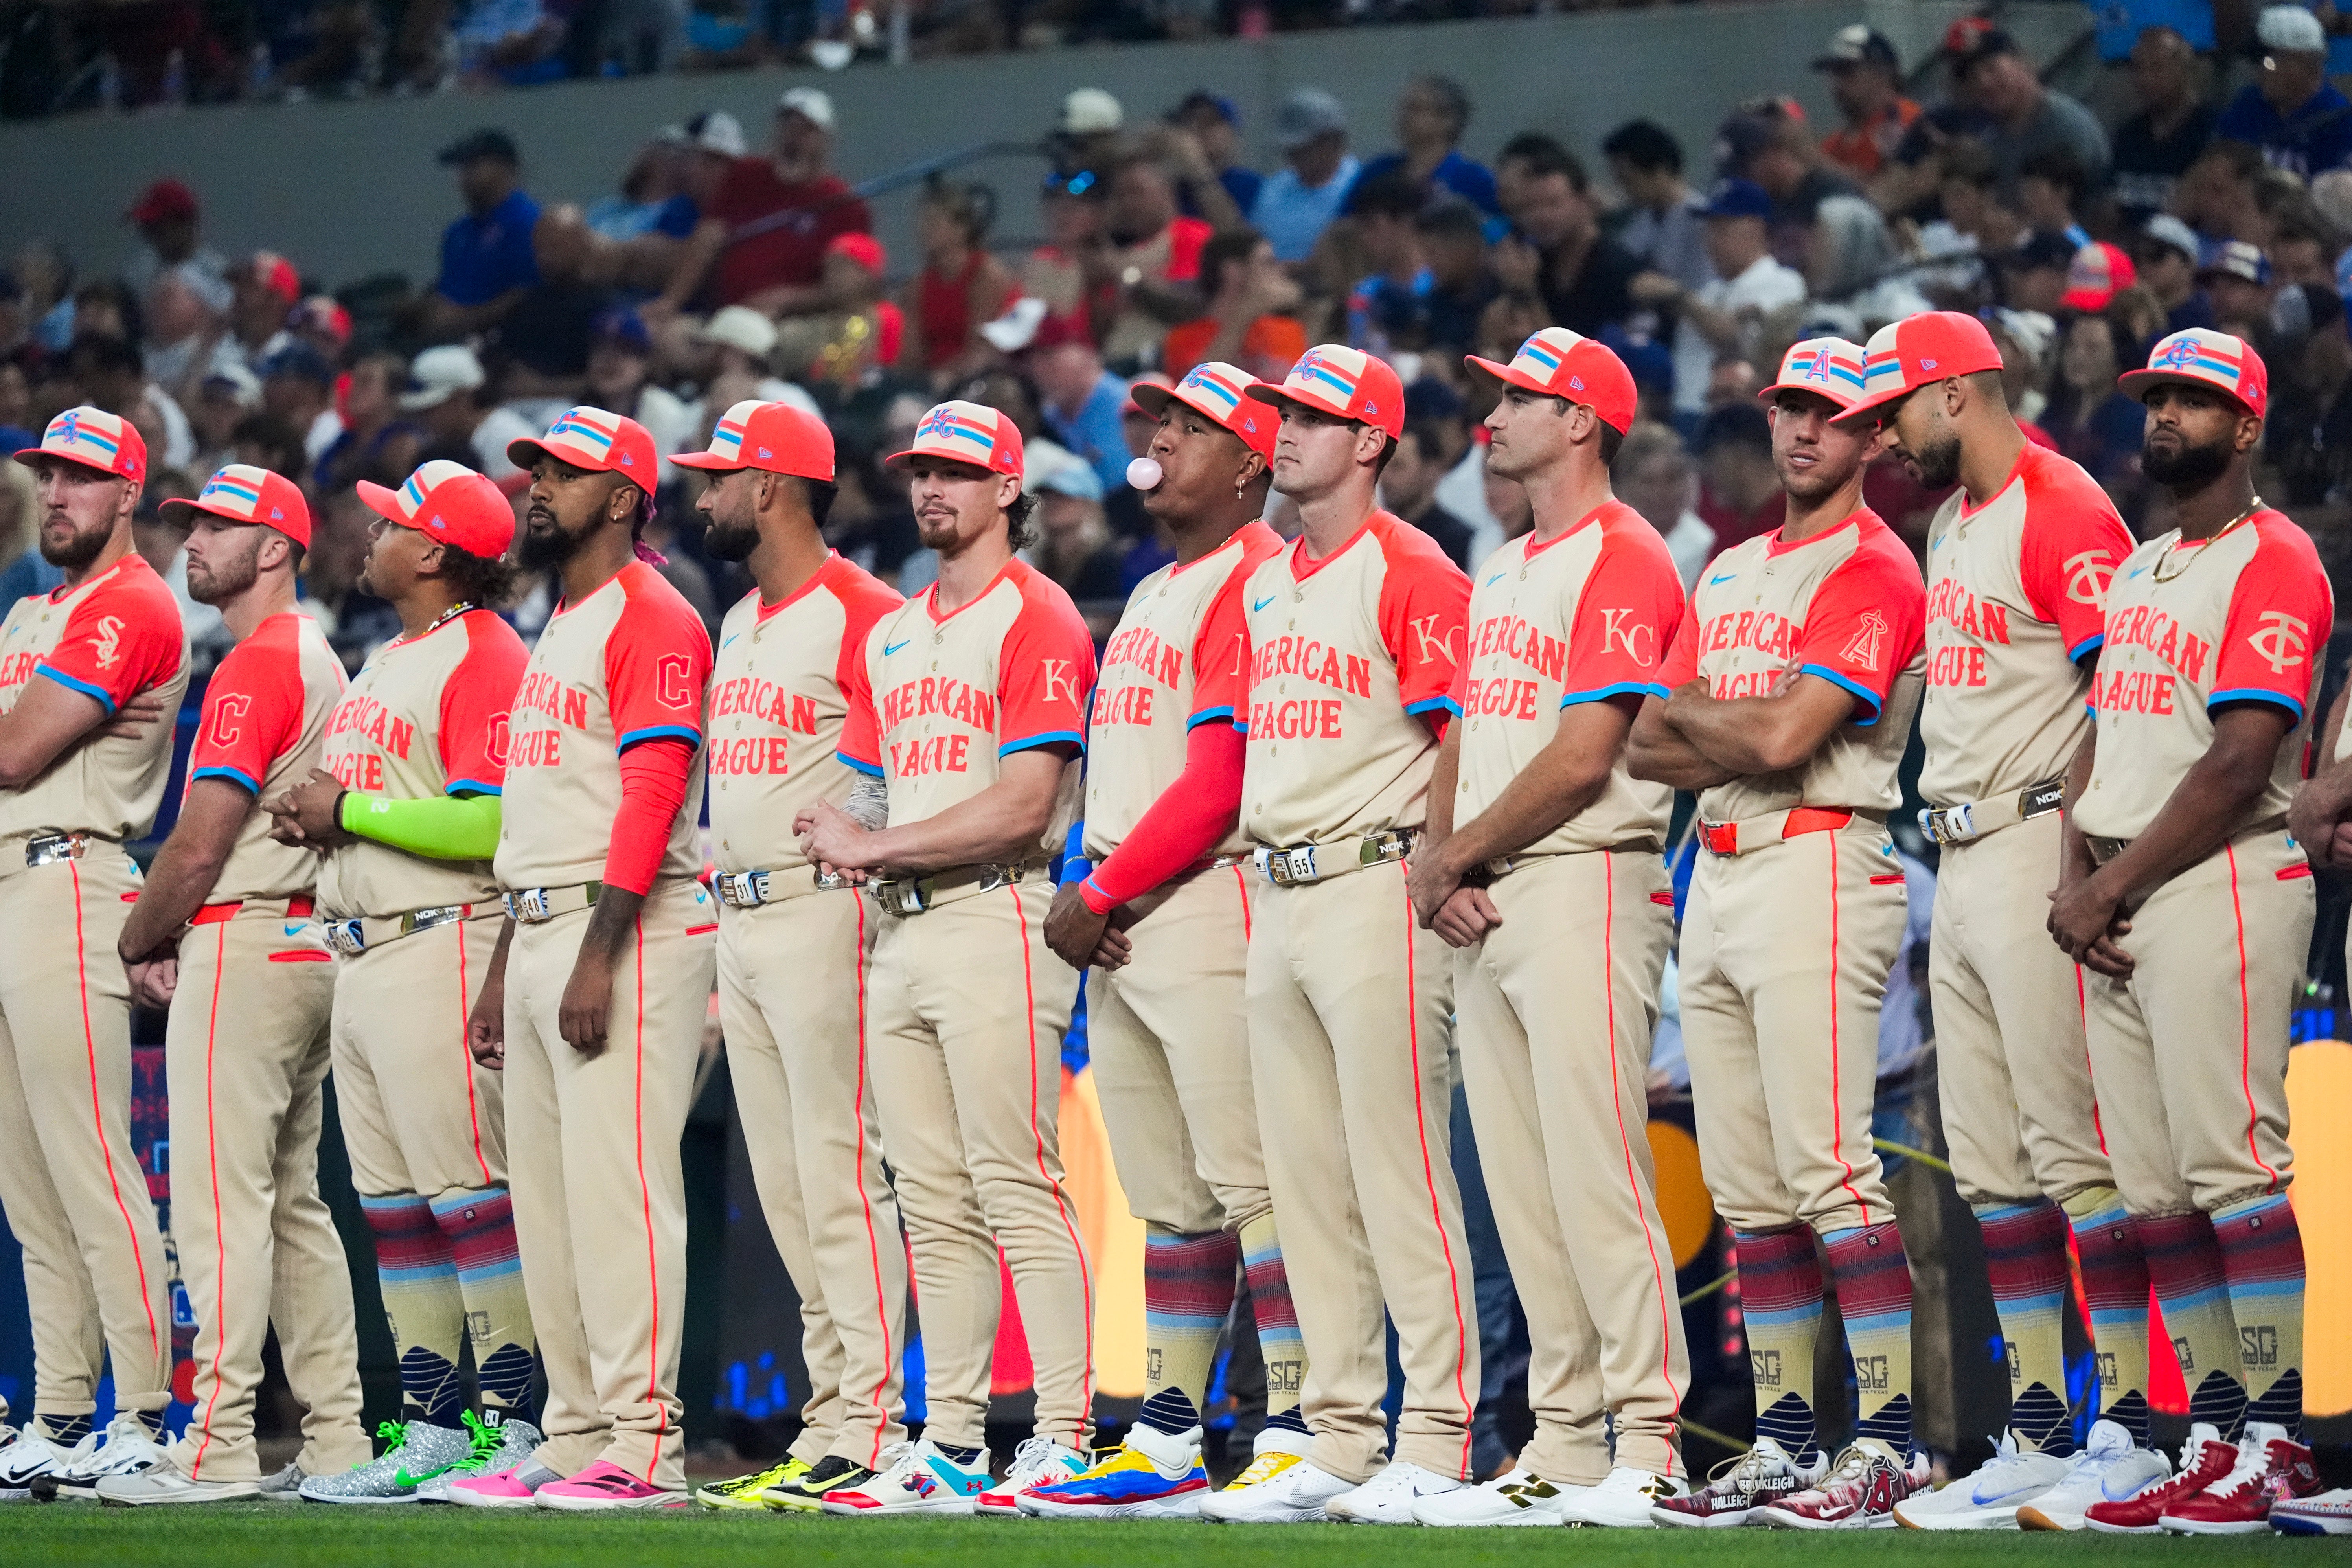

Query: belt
2087;812;2288;866
1254;828;1415;887
502;882;602;924
1699;807;1875;858
24;831;100;868
321;902;489;956
192;894;314;926
870;860;1046;917
1920;777;2067;847
1483;839;1659;879
715;866;853;908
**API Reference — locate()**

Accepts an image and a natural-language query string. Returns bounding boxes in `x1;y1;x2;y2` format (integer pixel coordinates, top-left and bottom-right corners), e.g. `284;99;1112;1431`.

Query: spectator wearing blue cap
258;338;344;465
1028;459;1125;637
1251;88;1358;265
2217;5;2352;178
583;307;698;485
425;127;540;342
1667;179;1806;419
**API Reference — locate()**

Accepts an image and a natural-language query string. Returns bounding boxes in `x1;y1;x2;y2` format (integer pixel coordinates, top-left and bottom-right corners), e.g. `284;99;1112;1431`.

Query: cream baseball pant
166;899;367;1484
2083;827;2311;1216
502;877;717;1489
1679;821;1905;1236
1247;858;1479;1484
867;874;1094;1454
1087;863;1270;1237
331;916;508;1199
717;884;908;1472
1928;811;2113;1208
1455;849;1690;1485
0;848;170;1425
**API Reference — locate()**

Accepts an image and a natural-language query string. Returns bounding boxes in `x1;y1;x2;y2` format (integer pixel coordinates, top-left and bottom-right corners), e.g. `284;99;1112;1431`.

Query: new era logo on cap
13;405;147;484
673;398;836;482
2119;327;2268;419
1760;336;1868;408
1462;328;1638;434
886;399;1024;476
359;458;515;560
1246;343;1407;438
508;405;658;482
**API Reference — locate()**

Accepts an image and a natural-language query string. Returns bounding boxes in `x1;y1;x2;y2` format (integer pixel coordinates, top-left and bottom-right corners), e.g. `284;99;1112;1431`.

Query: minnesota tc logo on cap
2118;328;2267;419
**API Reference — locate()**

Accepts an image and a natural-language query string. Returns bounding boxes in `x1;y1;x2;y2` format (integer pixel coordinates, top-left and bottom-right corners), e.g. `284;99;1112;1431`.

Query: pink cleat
534;1460;689;1511
447;1460;558;1509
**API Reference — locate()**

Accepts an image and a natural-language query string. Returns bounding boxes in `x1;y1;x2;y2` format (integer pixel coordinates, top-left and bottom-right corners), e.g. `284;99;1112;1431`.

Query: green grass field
4;1504;2339;1566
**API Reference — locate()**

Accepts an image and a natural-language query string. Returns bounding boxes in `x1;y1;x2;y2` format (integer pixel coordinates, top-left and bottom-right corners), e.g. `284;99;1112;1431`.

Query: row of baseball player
0;316;2341;1533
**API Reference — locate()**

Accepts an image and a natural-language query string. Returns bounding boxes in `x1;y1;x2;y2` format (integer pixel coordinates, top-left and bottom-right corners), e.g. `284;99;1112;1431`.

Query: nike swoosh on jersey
1485;572;1504;586
284;922;309;937
1252;595;1276;612
1710;572;1738;585
721;633;740;647
883;638;911;656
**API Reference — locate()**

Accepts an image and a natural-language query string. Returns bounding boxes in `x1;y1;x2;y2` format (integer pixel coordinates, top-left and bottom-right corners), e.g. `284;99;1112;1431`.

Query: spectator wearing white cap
1251;88;1358;265
2217;5;2352;178
401;344;538;479
1056;86;1125;173
693;305;822;416
2131;215;2218;335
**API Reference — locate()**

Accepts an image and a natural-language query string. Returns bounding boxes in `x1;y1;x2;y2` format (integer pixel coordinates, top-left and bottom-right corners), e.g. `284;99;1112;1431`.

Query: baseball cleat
2157;1422;2320;1534
1324;1458;1465;1524
1892;1428;2069;1529
820;1439;988;1516
693;1453;810;1511
2273;1487;2352;1535
764;1455;871;1513
446;1457;563;1509
533;1459;689;1511
1199;1432;1351;1524
1650;1436;1825;1526
2084;1423;2230;1533
1019;1423;1209;1518
2015;1419;2170;1531
1554;1465;1687;1526
37;1414;169;1501
416;1412;543;1503
978;1435;1088;1515
1756;1439;1927;1528
0;1425;75;1502
1411;1468;1572;1526
300;1418;473;1504
96;1454;260;1506
255;1461;309;1502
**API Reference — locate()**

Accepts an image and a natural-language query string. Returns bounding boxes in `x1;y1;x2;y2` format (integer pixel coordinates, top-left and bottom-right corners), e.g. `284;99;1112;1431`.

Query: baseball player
1191;345;1480;1527
99;466;368;1504
1821;312;2152;1528
2051;332;2327;1534
447;408;716;1511
1022;363;1307;1518
253;461;540;1503
1403;331;1692;1528
0;410;182;1499
1629;339;1930;1529
800;401;1099;1517
672;401;911;1514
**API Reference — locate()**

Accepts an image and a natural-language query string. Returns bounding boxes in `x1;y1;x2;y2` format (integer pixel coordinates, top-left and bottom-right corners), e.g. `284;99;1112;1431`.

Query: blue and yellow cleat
1018;1425;1211;1519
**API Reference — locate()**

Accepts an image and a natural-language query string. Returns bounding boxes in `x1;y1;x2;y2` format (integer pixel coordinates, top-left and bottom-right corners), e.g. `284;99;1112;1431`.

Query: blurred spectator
2201;240;2276;338
0;458;57;606
2110;26;2215;223
402;344;536;478
1054;88;1127;177
315;351;421;491
662;88;872;317
290;295;353;364
585;307;697;484
124;179;228;300
1499;139;1641;338
1717;103;1860;268
1670;180;1805;418
1806;194;1931;328
306;483;405;667
1167;91;1263;222
491;207;619;404
1162;227;1306;380
1377;418;1475;567
70;280;141;346
1033;321;1131;494
2043;311;2146;491
425;128;540;342
793;234;903;390
1415;198;1496;360
261;342;345;465
1813;26;1919;182
2218;6;2352;178
1346;171;1434;355
2275;220;2338;287
1096;155;1211;363
1982;306;2058;437
2003;230;2078;316
14;243;74;353
695;306;820;415
2017;149;2093;248
1019;169;1111;344
72;332;194;470
1604;120;1712;294
1253;89;1358;265
189;364;262;474
1028;463;1125;636
2066;242;2139;314
1694;401;1783;547
2269;282;2352;507
899;179;1018;383
142;270;231;400
1943;19;2112;200
230;411;311;483
1347;75;1499;217
2092;0;2215;59
2175;139;2269;241
585;122;706;242
225;251;301;372
1612;420;1718;588
2135;214;2216;331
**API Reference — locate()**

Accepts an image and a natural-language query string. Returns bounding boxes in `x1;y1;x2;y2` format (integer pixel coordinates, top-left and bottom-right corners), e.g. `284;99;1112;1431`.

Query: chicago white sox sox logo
91;615;123;671
2247;611;2309;675
1600;608;1654;667
1841;608;1889;672
1038;658;1082;707
2063;550;2116;607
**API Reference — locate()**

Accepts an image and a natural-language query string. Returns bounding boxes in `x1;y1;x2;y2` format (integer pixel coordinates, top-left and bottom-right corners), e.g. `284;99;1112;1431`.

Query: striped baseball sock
429;1187;537;1417
1240;1211;1309;1437
2136;1210;2246;1440
2212;1194;2303;1439
361;1192;465;1426
1733;1226;1825;1462
1975;1199;2074;1455
1824;1221;1914;1455
1138;1226;1238;1437
2066;1189;2153;1445
36;1413;91;1445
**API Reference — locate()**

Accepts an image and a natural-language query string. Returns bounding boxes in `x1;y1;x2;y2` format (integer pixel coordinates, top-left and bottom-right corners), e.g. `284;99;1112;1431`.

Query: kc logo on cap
13;404;148;484
1245;343;1407;439
2118;327;2268;420
1129;361;1281;457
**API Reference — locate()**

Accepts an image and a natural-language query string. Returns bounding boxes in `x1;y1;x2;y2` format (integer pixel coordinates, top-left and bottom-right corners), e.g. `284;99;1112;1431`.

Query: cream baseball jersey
1660;508;1927;822
2076;509;2332;841
315;608;528;920
837;558;1096;857
188;612;347;902
0;553;188;843
1445;501;1682;854
1918;443;2133;806
1083;520;1284;861
708;553;901;875
495;560;713;890
1236;511;1470;846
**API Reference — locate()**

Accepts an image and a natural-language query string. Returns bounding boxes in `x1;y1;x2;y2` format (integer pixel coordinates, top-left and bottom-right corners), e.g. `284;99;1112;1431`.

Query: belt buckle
1281;846;1317;884
505;888;554;923
1700;820;1737;856
405;906;462;935
813;869;848;892
717;872;763;908
324;920;365;956
1922;803;1972;846
25;832;86;868
2021;781;2066;818
974;864;1014;895
877;878;926;915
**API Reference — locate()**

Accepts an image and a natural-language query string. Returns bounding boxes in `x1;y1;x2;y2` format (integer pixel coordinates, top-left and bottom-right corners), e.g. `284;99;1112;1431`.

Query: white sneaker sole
1414;1507;1564;1527
445;1487;541;1509
1893;1502;2025;1529
299;1488;427;1505
97;1483;260;1506
1201;1500;1334;1523
820;1495;979;1517
1759;1506;1896;1529
2160;1515;2273;1536
1651;1504;1764;1527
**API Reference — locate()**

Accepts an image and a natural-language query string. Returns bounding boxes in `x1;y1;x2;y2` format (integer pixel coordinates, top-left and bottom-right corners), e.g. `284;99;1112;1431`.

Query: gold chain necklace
2151;499;2262;583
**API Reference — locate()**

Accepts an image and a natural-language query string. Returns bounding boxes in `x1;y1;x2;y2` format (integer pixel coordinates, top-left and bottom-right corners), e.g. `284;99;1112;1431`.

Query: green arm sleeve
338;791;504;861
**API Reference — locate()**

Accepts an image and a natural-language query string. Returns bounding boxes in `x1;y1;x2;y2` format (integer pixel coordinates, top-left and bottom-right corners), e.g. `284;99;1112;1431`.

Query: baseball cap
687;109;747;158
201;362;264;409
1714;114;1776;177
1944;16;2019;74
2061;241;2138;312
1699;178;1775;221
699;305;779;358
828;232;886;273
674;399;835;481
591;306;652;353
1758;336;1869;408
127;178;198;226
1034;461;1104;502
260;340;336;388
2013;230;2080;273
1171;90;1239;126
1813;24;1899;70
1247;343;1407;439
2118;328;2269;419
2199;239;2273;285
243;250;300;304
1463;329;1638;435
776;87;836;131
292;295;352;348
2259;3;2328;52
1061;86;1123;135
357;459;517;559
886;399;1025;476
13;405;148;484
161;463;311;547
1130;361;1281;457
508;406;660;483
1276;88;1348;151
1835;310;2007;422
2137;213;2204;264
399;344;487;411
437;127;519;166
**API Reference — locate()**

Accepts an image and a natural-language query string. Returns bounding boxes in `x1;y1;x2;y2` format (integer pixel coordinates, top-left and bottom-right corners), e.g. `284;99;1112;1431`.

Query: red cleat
2084;1423;2231;1534
2158;1424;2321;1536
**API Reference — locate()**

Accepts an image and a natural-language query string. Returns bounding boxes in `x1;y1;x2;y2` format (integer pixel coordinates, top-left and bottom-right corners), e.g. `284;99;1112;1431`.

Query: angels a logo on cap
1512;331;1572;379
1790;343;1866;392
916;405;999;458
196;465;269;519
1179;364;1247;415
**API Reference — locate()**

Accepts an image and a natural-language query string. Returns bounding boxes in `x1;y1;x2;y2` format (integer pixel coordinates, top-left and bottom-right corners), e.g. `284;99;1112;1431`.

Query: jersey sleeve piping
1800;663;1885;724
32;664;118;713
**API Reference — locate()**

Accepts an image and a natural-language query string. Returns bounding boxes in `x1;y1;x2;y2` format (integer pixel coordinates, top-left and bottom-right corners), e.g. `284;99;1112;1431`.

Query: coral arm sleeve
339;792;503;861
602;737;694;895
1079;719;1245;914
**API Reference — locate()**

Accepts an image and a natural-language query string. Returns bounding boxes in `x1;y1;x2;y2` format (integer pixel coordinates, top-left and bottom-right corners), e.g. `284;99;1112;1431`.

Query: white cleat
818;1439;989;1517
1324;1458;1465;1524
1894;1429;2069;1529
977;1435;1088;1516
96;1454;261;1506
1199;1447;1355;1524
1555;1465;1689;1527
2274;1487;2352;1536
39;1415;169;1501
1411;1468;1571;1526
2016;1420;2171;1531
0;1425;74;1502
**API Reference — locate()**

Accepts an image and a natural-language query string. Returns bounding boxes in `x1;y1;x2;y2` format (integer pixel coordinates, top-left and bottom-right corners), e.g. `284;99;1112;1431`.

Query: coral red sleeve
2016;452;2135;660
1794;522;1925;725
1079;718;1246;913
38;566;183;715
2207;522;2334;718
437;614;528;795
601;737;694;895
189;626;302;795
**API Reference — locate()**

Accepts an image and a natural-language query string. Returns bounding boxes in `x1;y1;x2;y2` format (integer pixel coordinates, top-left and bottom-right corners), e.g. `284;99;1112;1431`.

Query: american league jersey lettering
189;611;347;902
